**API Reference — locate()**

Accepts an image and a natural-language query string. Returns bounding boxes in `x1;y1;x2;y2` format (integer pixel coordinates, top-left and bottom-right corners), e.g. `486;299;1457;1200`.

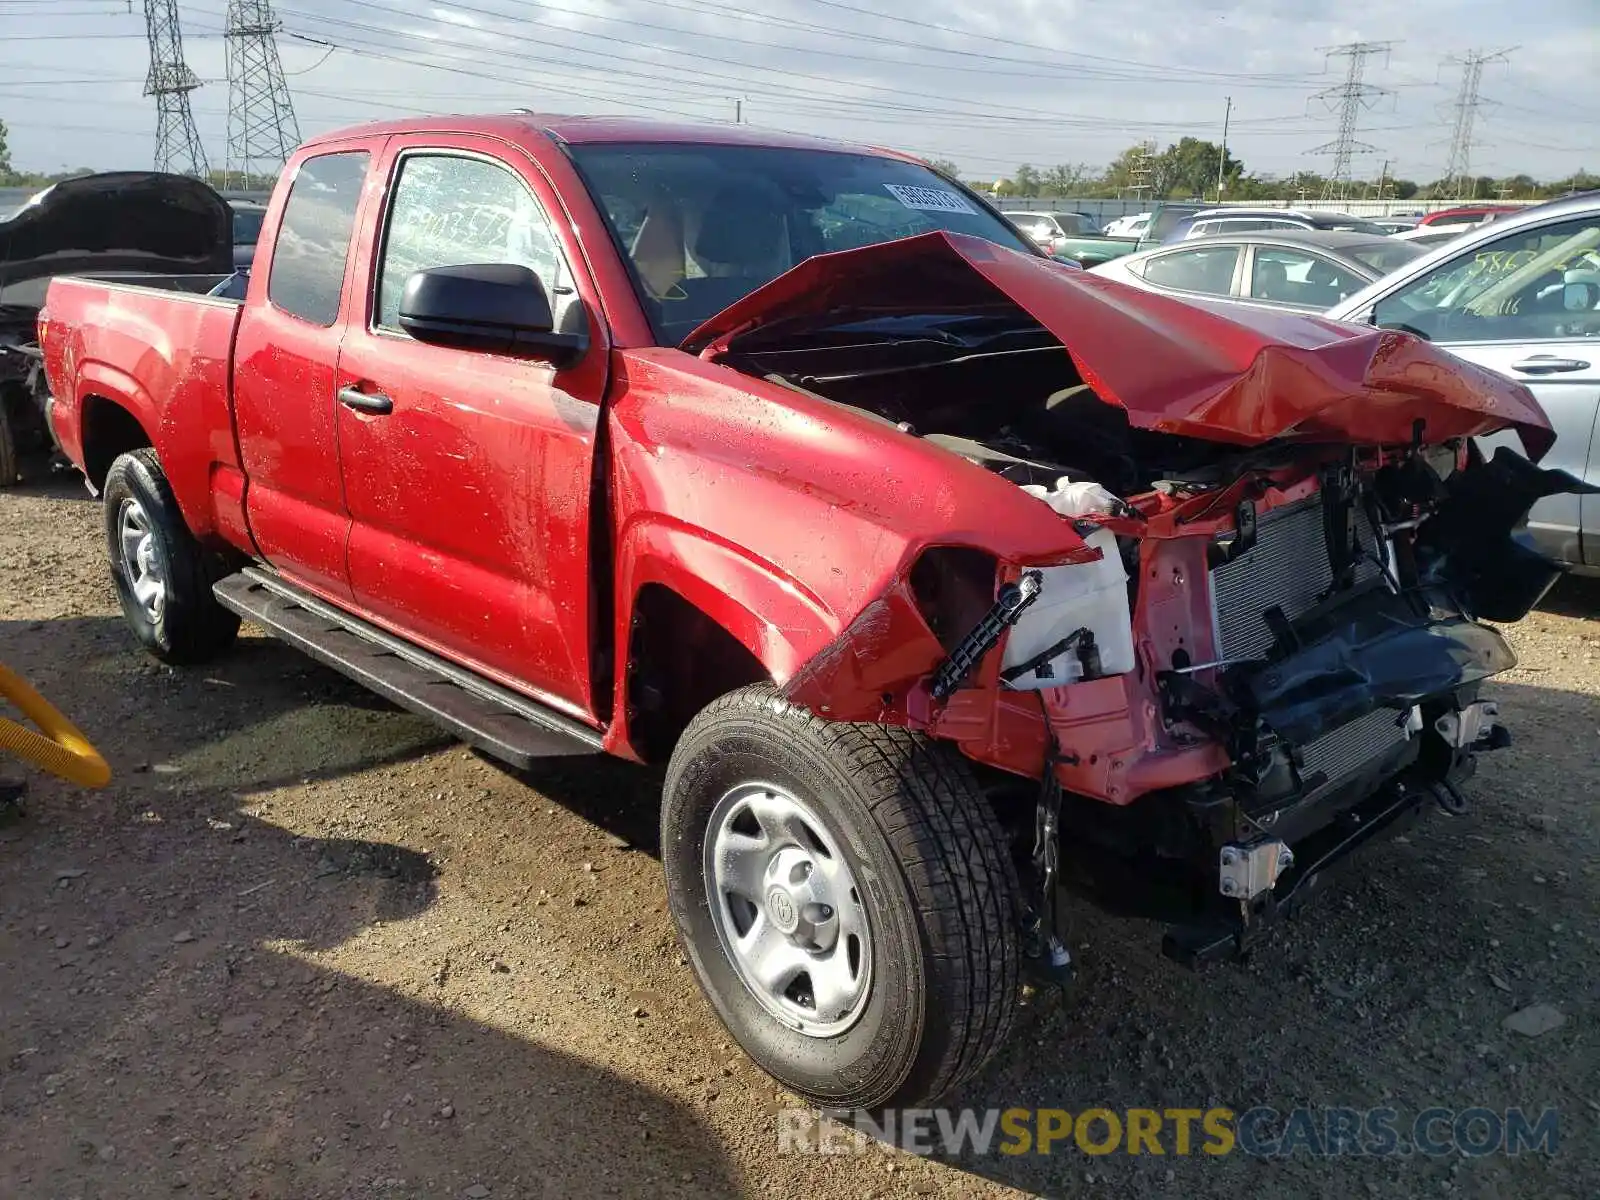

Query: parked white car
1091;229;1422;313
1327;192;1600;573
1103;211;1150;237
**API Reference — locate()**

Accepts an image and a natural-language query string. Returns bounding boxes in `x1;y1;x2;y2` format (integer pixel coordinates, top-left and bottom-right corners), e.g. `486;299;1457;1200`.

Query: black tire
662;684;1020;1111
0;394;18;486
103;448;240;663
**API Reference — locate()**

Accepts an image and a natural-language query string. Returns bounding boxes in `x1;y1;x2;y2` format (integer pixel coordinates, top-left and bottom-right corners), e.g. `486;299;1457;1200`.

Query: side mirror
1563;281;1599;311
398;263;586;366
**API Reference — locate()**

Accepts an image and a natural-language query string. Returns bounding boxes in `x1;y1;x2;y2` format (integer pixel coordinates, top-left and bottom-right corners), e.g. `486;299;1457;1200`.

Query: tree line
926;138;1598;203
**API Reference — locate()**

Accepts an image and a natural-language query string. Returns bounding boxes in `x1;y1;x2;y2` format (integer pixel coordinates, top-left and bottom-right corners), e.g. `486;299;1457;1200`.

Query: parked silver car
1327;193;1600;574
1090;230;1424;313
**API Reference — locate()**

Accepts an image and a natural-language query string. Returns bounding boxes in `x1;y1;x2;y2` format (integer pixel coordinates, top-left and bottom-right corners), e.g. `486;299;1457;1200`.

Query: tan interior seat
630;203;686;298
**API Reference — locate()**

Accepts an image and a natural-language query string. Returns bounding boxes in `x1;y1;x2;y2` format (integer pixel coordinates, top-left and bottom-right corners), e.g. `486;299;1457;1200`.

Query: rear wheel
103;449;239;663
0;393;18;486
662;684;1020;1110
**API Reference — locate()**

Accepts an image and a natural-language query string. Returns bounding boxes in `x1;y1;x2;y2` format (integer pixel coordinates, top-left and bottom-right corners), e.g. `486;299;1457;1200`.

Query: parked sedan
1002;210;1096;248
1327;192;1600;573
1103;211;1150;237
1090;229;1425;313
1164;206;1392;241
1417;204;1519;228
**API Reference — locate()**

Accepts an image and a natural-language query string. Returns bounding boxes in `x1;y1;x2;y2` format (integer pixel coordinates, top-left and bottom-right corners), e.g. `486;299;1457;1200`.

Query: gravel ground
1;465;1596;1199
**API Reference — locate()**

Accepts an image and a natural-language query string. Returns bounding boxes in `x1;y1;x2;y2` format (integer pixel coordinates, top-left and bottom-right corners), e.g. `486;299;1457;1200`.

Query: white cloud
430;6;481;28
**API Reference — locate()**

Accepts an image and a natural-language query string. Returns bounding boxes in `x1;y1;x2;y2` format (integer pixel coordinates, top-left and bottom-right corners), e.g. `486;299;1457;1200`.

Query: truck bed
39;274;246;542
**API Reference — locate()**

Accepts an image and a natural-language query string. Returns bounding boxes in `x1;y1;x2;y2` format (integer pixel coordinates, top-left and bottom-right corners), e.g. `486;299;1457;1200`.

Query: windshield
568;142;1037;345
232;206;266;243
1344;239;1425;275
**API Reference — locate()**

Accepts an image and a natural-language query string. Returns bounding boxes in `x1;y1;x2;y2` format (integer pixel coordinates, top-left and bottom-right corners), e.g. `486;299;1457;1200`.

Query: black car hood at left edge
0;171;233;310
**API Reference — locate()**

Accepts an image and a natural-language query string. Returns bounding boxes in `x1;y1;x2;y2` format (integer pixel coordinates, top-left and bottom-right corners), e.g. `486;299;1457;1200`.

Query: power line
1307;40;1394;201
142;0;209;177
225;0;301;186
1439;48;1514;199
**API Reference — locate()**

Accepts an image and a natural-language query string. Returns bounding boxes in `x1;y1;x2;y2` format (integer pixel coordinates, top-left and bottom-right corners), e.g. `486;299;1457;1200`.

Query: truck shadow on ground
1537;571;1600;618
0;616;742;1199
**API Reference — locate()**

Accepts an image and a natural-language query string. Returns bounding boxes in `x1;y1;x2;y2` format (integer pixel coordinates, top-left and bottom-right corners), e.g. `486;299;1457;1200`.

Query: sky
0;0;1595;185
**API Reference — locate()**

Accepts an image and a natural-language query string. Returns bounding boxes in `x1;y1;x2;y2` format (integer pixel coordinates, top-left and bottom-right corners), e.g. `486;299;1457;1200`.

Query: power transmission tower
1308;41;1394;202
1125;140;1157;200
143;0;209;177
1439;49;1513;201
225;0;301;189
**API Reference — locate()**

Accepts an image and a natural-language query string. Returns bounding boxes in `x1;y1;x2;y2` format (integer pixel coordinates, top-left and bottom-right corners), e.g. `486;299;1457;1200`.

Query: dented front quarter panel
602;347;1095;754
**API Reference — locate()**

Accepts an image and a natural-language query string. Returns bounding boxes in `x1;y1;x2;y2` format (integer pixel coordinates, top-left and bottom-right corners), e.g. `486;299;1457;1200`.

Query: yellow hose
0;661;111;788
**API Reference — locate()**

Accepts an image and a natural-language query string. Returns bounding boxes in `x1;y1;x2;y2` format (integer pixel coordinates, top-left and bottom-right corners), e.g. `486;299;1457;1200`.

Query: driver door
333;138;610;719
1371;211;1600;567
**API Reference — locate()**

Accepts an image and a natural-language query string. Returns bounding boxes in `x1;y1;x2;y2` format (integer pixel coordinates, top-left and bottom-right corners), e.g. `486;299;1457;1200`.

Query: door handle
337;385;393;414
1509;357;1590;375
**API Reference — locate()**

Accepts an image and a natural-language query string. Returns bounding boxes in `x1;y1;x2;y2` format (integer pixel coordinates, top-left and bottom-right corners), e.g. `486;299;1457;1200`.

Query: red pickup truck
37;114;1580;1111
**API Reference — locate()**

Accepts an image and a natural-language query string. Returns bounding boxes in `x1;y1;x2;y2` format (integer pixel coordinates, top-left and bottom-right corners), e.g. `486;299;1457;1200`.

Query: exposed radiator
1297;707;1410;796
1209;492;1406;803
1210;495;1383;663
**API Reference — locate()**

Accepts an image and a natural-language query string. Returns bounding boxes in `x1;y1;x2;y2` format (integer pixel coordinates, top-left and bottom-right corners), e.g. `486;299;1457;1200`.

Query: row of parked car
1003;202;1518;262
1023;195;1595;574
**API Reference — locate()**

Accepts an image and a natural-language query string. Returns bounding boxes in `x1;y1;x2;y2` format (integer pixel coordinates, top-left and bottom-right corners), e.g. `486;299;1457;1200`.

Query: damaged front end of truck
690;231;1594;968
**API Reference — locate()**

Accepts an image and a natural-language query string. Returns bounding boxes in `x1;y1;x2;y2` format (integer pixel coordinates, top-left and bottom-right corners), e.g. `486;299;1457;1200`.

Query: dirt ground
1;465;1596;1200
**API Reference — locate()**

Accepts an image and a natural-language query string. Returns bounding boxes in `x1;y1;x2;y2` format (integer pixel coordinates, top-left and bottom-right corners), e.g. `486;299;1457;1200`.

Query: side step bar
213;568;604;768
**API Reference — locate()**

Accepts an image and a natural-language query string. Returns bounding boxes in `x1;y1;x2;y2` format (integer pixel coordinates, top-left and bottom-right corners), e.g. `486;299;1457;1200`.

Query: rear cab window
267;150;370;326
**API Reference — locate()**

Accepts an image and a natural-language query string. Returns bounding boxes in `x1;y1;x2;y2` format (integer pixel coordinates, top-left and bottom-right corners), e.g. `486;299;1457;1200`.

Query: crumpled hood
685;230;1555;460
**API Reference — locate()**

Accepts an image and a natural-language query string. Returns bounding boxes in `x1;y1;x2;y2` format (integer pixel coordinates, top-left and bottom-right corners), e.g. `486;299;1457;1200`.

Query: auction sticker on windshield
883;183;977;215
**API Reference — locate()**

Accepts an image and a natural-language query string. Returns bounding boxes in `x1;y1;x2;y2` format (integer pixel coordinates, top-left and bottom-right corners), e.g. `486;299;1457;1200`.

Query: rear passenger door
1136;244;1244;301
333;137;611;719
1245;246;1368;310
234;140;384;600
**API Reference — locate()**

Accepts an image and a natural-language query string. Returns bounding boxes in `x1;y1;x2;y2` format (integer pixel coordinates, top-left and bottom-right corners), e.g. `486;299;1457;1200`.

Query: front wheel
662;684;1021;1111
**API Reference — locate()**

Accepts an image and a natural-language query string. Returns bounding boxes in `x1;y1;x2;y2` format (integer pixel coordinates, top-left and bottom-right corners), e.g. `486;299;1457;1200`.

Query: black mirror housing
398;263;586;366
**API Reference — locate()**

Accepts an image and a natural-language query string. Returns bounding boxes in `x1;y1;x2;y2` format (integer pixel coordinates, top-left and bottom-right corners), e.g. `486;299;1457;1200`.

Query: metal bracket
930;570;1043;700
1218;839;1294;900
1434;700;1499;749
1022;740;1073;985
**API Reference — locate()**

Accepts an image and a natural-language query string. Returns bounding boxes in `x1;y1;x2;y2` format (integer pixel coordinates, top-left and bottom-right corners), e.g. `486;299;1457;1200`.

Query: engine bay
717;309;1327;501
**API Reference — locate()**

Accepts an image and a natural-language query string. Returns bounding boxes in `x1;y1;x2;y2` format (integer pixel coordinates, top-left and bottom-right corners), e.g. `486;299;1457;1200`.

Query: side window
1141;245;1240;296
268;151;370;326
1250;248;1365;307
376;154;566;331
1372;215;1600;342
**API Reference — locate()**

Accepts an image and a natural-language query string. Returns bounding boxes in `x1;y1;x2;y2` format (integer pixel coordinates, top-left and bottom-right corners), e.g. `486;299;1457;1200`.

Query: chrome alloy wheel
116;497;169;623
703;781;873;1037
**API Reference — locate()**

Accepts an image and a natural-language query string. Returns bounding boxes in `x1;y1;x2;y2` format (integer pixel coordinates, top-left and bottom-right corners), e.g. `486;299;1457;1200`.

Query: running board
213;568;604;767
